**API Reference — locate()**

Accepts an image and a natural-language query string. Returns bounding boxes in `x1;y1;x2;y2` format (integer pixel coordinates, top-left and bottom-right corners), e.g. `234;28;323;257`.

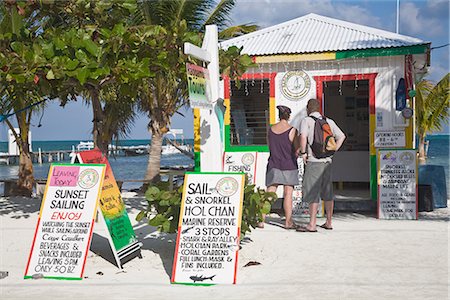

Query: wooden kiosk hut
194;13;430;201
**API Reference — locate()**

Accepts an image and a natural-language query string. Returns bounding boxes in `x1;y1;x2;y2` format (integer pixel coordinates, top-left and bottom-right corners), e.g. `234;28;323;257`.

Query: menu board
378;149;417;219
77;149;139;264
172;173;245;285
24;164;105;280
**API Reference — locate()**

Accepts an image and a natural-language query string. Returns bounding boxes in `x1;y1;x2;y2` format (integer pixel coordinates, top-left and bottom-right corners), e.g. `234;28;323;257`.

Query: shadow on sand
0;196;42;218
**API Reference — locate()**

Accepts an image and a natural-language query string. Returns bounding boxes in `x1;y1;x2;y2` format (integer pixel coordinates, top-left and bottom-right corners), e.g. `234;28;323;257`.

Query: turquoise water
0;136;448;193
0;139;194;191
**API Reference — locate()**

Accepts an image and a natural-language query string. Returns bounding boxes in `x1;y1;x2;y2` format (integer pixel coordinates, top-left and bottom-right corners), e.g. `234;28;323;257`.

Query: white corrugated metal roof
220;13;428;55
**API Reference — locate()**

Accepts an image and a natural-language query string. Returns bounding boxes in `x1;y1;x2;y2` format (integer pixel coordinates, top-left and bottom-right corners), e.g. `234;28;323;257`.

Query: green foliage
136;177;277;237
136;182;182;234
241;180;277;235
220;45;257;88
415;73;450;137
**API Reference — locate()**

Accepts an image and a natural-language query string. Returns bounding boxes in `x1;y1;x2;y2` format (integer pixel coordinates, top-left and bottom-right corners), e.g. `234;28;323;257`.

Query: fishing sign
172;172;245;285
24;163;105;280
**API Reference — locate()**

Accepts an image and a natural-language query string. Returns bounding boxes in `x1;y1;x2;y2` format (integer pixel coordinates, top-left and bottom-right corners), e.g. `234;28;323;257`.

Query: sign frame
171;172;245;285
24;163;106;280
377;148;418;220
74;149;142;269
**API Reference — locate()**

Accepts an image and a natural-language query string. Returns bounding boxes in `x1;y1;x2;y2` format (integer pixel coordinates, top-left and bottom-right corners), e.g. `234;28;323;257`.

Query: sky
1;0;448;141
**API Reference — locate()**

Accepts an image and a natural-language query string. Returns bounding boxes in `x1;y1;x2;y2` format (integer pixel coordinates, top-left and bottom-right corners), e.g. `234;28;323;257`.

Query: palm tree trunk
418;133;427;163
145;127;163;184
90;89;109;155
16;141;34;197
6;116;34;196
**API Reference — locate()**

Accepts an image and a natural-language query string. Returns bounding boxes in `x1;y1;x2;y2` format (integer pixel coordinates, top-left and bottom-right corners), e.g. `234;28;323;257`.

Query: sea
0;135;449;197
0;139;194;191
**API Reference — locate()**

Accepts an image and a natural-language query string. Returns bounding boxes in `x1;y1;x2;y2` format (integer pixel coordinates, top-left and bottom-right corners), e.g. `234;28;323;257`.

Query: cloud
399;0;448;37
231;0;383;30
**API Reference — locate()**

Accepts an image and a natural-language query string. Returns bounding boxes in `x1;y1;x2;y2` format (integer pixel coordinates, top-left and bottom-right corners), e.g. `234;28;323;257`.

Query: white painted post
184;25;223;172
38;148;42;164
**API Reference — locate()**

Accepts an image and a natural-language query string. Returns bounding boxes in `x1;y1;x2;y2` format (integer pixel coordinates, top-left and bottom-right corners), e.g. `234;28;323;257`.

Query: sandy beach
0;193;448;300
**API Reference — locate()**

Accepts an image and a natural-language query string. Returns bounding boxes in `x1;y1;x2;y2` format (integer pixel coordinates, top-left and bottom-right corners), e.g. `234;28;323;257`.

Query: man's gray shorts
302;161;333;204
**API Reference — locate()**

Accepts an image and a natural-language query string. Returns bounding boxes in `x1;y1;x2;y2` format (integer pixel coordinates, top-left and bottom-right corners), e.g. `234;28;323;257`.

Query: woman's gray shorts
266;168;299;186
302;161;333;204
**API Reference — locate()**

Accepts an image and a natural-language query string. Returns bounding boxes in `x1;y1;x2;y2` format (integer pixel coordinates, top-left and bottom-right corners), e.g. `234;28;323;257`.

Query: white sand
0;194;448;300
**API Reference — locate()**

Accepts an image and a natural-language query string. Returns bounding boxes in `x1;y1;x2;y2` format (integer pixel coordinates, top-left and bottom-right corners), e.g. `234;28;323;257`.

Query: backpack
309;116;337;158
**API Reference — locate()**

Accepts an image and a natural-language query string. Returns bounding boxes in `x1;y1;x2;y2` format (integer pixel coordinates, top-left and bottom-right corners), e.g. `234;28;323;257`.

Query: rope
0;99;47;122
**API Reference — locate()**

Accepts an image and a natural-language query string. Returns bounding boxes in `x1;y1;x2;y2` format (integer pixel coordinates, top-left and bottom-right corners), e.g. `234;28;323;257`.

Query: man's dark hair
307;99;320;114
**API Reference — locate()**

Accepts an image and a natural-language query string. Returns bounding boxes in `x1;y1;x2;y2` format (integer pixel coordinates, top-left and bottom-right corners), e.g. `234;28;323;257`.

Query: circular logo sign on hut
281;70;311;100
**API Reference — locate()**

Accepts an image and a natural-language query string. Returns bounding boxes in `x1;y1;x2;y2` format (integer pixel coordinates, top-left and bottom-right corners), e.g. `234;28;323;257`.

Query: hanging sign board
187;63;212;109
24;163;105;280
374;131;406;148
172;172;245;285
76;149;141;268
378;149;418;220
223;152;257;184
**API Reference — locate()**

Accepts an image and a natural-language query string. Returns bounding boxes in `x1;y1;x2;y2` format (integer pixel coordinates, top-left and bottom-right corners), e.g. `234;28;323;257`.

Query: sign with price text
172;172;245;285
24;163;105;280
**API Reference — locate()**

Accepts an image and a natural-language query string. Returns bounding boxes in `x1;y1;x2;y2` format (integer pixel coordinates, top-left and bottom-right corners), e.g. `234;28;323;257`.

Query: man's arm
300;133;308;163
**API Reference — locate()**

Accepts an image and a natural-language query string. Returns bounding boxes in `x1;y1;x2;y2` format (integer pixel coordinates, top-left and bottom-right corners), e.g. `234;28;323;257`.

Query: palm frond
203;0;235;30
219;23;259;39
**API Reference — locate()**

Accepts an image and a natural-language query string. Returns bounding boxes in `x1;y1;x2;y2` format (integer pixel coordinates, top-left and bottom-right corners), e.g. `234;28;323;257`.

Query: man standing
297;99;346;232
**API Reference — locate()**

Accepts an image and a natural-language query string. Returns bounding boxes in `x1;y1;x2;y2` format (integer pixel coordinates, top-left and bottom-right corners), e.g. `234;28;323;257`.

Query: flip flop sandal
296;227;317;232
319;224;333;230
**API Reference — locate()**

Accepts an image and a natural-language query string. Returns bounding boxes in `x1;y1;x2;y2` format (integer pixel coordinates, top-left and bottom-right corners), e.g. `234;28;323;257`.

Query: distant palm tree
135;0;257;184
415;73;449;162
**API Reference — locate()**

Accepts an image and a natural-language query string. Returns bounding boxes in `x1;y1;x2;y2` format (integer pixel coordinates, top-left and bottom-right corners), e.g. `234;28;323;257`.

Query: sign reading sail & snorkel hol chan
172;172;245;285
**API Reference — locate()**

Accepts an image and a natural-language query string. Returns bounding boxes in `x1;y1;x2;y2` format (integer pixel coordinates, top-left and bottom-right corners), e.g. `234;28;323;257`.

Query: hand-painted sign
378;149;417;220
187;63;212;109
76;149;140;268
172;172;245;285
25;164;105;280
223;152;257;184
374;131;406;148
292;158;323;217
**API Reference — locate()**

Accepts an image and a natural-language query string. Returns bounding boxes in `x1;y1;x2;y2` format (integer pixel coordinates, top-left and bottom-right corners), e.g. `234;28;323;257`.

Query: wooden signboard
75;149;141;268
24;164;105;280
172;172;245;285
378;149;418;219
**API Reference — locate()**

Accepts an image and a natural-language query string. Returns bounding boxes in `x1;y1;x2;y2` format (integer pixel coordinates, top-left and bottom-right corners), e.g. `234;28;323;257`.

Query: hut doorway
322;78;371;196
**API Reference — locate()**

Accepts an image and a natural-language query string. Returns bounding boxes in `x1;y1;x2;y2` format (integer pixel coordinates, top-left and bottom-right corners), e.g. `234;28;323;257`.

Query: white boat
76;141;94;151
161;130;192;155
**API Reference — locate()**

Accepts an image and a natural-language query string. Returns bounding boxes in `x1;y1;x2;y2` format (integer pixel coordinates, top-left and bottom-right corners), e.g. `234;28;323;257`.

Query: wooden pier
0;150;74;165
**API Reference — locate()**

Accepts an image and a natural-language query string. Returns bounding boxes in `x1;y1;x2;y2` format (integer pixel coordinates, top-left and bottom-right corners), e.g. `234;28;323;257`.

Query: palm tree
135;0;257;184
415;73;449;162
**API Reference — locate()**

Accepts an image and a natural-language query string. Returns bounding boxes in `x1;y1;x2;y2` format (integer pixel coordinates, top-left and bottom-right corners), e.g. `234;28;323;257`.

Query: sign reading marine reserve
25;164;105;280
187;63;212;109
172;172;245;285
378;149;417;220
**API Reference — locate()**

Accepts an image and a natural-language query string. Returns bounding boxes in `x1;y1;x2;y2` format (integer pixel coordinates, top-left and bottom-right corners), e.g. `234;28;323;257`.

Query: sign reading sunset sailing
172;172;245;285
186;63;212;109
25;164;105;280
378;149;418;220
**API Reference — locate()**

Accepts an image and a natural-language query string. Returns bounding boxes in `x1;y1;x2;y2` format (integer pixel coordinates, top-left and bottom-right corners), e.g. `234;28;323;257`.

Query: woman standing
261;105;300;229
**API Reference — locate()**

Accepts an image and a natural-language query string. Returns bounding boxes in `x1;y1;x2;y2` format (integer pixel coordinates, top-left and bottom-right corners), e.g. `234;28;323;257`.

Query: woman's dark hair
277;105;291;120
